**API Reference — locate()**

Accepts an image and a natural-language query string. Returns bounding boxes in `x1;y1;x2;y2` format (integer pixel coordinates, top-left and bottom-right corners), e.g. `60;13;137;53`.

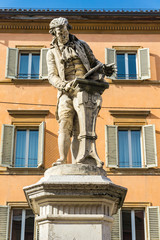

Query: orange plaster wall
0;32;160;206
109;175;160;206
0;175;42;205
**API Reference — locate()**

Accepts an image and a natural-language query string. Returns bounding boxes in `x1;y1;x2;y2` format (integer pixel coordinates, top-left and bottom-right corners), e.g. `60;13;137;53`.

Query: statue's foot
52;159;66;167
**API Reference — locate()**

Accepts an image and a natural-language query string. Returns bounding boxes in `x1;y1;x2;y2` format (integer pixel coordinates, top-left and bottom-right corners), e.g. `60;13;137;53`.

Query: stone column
24;165;127;240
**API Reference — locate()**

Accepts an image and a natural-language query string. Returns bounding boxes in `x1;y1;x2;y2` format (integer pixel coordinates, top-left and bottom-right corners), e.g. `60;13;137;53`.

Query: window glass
15;130;26;167
118;130;129;167
11;209;22;240
19;54;29;79
118;129;141;168
31;54;40;79
122;210;132;240
11;209;34;240
15;129;38;168
117;54;125;79
25;210;35;240
128;54;137;79
122;209;145;240
19;53;40;79
131;130;142;167
28;130;39;167
117;53;137;79
135;210;145;240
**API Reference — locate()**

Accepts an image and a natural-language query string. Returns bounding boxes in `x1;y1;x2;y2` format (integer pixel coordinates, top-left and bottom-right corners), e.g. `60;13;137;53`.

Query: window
105;47;150;80
111;207;160;240
0;122;45;168
105;125;157;168
5;48;49;80
0;206;37;240
117;53;137;79
19;52;40;79
10;209;34;240
118;129;142;168
15;129;39;168
122;209;145;240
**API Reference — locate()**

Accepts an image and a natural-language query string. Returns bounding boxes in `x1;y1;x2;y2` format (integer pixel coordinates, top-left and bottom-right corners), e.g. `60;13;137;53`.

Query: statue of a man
47;17;114;166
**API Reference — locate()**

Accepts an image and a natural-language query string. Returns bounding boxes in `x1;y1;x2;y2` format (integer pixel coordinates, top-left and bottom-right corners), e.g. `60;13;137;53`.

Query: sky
0;0;160;10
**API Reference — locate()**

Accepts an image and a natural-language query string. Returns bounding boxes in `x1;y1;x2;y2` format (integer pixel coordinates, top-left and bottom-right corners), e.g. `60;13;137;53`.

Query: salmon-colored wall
0;32;160;206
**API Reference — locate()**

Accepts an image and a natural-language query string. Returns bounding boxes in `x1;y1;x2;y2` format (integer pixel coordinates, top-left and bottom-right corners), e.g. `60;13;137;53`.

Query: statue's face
55;25;69;45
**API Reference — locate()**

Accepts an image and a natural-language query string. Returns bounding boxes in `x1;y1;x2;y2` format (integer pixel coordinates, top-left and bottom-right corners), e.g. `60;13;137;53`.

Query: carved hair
49;17;72;35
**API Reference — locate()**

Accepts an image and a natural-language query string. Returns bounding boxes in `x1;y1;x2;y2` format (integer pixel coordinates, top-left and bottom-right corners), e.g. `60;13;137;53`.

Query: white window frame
10;208;35;240
118;127;143;168
14;127;39;168
116;52;138;80
18;51;40;79
121;208;146;240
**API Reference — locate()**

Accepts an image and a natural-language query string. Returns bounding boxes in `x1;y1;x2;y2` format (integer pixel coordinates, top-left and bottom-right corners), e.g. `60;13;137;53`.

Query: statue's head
49;17;72;44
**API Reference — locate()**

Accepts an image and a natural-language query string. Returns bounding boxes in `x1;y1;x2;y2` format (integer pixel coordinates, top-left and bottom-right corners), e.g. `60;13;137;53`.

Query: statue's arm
47;49;66;90
80;40;116;77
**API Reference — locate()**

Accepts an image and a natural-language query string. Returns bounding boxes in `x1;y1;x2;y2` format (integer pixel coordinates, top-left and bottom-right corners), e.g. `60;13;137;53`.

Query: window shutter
0;206;9;240
147;206;160;240
138;48;151;80
111;209;121;240
0;124;15;167
40;48;49;79
105;48;116;79
142;125;157;168
105;48;116;65
38;122;45;167
105;125;118;167
5;48;18;79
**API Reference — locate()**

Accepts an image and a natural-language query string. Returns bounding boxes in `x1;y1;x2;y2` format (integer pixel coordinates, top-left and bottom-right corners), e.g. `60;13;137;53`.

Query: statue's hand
103;63;117;77
64;79;77;92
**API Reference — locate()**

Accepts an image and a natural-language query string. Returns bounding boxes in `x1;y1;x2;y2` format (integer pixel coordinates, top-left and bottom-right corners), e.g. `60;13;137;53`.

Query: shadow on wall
44;129;59;168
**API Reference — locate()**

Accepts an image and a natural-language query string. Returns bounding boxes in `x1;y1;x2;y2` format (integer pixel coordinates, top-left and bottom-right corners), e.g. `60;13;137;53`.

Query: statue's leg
71;113;80;164
53;94;74;166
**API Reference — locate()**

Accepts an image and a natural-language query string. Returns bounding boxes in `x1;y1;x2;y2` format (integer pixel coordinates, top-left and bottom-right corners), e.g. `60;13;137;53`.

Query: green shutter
38;122;45;167
105;125;118;167
142;125;157;168
40;48;49;79
0;206;9;240
105;48;116;65
5;48;18;79
111;209;121;240
138;48;151;80
105;48;116;79
147;207;160;240
0;124;15;167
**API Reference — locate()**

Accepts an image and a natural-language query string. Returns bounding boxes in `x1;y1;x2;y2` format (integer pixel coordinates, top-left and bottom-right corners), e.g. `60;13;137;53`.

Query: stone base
24;164;127;240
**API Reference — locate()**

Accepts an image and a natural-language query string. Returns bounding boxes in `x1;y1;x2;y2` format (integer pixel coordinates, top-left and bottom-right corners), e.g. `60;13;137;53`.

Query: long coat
47;34;100;97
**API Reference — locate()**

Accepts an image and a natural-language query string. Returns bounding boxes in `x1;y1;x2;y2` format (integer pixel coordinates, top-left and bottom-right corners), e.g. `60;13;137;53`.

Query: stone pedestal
24;164;127;240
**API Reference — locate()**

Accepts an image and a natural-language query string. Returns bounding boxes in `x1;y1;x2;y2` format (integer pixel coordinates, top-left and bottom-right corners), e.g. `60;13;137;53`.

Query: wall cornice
1;20;160;33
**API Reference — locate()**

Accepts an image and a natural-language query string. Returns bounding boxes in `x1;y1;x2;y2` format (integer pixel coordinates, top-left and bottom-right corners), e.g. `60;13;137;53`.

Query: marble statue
47;17;115;168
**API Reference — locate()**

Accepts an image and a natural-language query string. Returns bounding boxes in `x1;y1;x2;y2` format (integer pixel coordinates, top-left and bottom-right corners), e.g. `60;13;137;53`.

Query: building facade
0;8;160;240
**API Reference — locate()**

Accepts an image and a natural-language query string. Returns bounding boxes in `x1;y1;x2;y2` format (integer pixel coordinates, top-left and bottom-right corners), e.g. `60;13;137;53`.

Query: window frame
9;208;35;240
14;126;39;168
121;208;146;240
118;126;144;168
116;51;138;80
18;50;40;79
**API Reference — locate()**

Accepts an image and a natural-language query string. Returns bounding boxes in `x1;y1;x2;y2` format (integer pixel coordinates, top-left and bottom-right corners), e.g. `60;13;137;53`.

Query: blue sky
0;0;160;10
